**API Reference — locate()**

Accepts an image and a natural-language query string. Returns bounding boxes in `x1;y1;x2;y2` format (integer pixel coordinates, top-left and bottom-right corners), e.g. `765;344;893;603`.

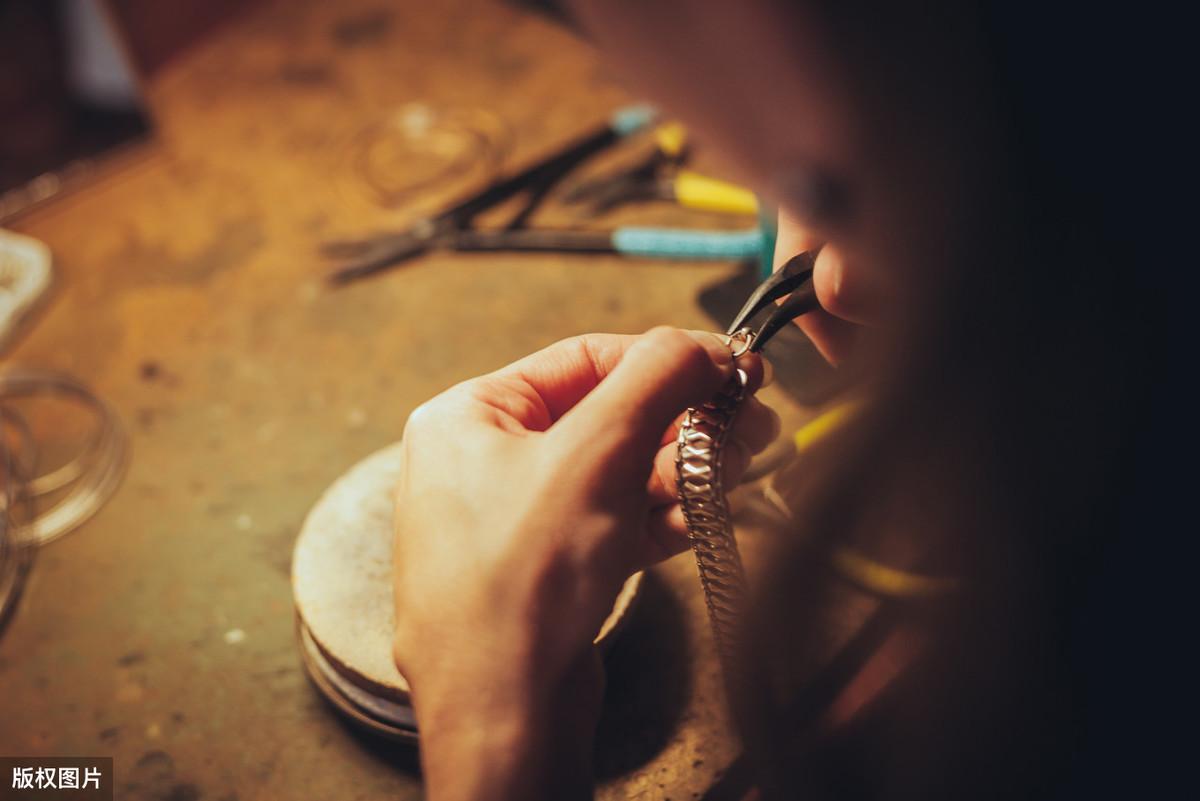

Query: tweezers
725;249;822;352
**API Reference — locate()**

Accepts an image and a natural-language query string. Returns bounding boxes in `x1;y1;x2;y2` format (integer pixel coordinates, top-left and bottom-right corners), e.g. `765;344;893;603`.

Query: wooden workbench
0;1;821;798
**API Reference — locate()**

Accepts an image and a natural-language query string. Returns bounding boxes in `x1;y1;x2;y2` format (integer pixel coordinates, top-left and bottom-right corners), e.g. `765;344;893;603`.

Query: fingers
810;245;876;324
641;504;690;566
646;396;781;504
775;210;874;364
656;359;769;446
492;333;641;424
639;402;780;563
794;310;861;367
774;208;823;260
555;328;754;469
491;330;762;429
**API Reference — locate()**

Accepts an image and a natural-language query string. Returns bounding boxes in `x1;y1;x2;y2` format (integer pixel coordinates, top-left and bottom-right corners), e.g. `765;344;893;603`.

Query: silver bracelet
676;330;755;682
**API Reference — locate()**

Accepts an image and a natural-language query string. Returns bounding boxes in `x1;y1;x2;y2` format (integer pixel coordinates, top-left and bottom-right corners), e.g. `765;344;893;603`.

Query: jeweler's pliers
563;123;759;216
323;108;768;283
726;249;821;352
325;105;659;283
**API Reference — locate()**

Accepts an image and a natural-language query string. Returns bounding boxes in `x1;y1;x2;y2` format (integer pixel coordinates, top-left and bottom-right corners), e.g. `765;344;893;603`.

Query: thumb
554;327;738;467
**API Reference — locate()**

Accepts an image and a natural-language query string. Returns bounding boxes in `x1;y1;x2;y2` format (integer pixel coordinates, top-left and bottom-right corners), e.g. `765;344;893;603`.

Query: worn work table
0;1;825;798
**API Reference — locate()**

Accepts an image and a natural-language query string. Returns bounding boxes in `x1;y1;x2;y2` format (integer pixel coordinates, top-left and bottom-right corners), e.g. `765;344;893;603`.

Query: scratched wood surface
0;1;820;798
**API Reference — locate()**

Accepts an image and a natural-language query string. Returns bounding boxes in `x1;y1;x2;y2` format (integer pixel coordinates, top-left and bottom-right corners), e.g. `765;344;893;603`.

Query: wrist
412;652;603;801
417;700;547;801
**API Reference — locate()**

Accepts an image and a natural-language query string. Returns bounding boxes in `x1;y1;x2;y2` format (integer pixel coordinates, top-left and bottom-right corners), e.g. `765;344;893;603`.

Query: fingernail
687;331;735;370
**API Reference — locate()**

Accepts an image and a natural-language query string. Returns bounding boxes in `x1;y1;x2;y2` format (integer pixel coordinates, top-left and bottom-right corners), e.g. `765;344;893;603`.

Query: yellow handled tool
564;121;760;216
672;169;759;215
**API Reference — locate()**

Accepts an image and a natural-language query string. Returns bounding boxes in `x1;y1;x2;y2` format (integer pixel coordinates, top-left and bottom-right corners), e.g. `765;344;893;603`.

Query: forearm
417;700;591;801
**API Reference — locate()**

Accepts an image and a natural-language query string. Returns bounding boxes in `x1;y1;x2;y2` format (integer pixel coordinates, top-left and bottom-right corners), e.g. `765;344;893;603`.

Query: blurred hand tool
450;225;764;261
325;105;657;284
563;122;759;216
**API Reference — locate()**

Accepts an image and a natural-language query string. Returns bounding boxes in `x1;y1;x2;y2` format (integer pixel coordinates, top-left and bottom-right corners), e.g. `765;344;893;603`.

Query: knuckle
404;387;465;438
458;377;498;405
403;400;438;436
644;325;686;347
645;326;709;371
563;333;596;358
391;628;415;674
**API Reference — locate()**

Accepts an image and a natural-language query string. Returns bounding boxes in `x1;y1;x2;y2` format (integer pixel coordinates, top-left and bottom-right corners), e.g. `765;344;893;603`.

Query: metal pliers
564;123;759;217
325;105;659;283
726;249;821;352
323;108;769;283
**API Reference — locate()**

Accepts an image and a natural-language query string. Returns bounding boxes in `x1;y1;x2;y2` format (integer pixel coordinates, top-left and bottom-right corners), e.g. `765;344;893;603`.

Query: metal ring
0;368;127;546
725;328;756;359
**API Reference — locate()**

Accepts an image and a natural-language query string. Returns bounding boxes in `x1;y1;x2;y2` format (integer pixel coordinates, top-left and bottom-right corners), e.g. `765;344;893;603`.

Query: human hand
391;328;776;800
775;210;879;365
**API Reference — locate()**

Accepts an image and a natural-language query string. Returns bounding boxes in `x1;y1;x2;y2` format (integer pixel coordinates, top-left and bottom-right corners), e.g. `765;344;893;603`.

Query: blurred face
567;0;993;360
569;0;858;227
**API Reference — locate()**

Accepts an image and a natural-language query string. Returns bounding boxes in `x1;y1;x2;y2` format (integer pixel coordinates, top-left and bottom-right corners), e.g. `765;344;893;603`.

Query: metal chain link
676;331;755;684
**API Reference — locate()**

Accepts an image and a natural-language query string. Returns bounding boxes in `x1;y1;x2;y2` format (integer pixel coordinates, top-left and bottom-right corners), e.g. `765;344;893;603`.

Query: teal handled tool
325;105;657;284
449;226;765;261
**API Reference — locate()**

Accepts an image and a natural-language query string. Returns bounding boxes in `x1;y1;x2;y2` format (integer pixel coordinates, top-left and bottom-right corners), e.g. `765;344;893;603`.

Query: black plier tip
726;249;822;352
